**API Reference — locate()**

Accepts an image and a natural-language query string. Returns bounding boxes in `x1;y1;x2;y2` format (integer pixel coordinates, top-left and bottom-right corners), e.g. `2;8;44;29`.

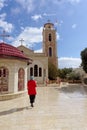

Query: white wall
0;59;28;93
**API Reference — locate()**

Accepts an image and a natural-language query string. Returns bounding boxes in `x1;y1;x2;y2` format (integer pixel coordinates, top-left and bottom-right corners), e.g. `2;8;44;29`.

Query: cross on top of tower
0;30;10;42
19;38;24;45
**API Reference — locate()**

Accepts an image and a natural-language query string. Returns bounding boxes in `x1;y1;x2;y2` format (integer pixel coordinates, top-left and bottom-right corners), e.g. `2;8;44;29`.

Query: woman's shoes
31;103;34;107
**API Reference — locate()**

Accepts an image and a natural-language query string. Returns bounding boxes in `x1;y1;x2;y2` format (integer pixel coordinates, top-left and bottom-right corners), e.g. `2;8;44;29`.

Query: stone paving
0;83;87;130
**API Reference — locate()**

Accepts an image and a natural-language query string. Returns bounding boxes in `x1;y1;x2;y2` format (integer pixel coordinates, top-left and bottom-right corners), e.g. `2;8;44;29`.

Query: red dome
0;42;29;60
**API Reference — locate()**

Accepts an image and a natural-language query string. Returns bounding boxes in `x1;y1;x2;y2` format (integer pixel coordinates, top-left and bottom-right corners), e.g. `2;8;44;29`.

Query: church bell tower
42;22;58;68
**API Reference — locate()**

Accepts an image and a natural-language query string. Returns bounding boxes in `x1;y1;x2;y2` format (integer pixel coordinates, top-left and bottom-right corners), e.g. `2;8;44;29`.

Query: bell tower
42;22;58;68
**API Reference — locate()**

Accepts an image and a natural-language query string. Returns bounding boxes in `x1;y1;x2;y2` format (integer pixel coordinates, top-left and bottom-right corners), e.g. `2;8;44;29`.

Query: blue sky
0;0;87;68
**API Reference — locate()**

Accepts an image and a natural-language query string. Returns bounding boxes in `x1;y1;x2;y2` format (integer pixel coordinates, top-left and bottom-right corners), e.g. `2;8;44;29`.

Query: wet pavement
0;83;87;130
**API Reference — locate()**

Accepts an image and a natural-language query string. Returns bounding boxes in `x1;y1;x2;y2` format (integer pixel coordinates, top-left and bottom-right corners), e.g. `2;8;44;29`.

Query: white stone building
0;42;32;94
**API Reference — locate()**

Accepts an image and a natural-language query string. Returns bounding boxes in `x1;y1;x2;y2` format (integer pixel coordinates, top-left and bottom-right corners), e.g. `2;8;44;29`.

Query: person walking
27;76;37;107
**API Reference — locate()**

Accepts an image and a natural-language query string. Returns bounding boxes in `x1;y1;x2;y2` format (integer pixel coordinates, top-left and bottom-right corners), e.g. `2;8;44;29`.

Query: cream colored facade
17;45;48;84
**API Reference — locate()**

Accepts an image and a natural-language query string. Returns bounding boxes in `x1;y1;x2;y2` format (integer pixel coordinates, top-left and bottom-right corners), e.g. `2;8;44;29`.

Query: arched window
30;67;33;76
0;67;9;92
49;33;52;41
34;65;38;77
39;67;42;77
0;68;8;78
18;68;25;91
49;47;52;57
3;69;6;77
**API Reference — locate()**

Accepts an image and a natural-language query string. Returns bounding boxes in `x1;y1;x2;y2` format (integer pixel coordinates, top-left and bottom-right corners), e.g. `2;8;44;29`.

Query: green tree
81;48;87;73
58;68;73;79
67;72;80;81
48;62;58;80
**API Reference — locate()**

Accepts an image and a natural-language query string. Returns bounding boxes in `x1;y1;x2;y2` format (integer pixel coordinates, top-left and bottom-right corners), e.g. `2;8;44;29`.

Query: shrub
83;78;87;84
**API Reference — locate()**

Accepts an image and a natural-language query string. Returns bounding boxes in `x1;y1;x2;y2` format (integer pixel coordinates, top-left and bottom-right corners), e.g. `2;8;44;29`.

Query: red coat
27;80;37;95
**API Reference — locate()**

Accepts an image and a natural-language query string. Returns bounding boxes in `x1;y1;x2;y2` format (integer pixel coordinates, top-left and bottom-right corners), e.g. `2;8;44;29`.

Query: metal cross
19;38;24;45
0;30;10;42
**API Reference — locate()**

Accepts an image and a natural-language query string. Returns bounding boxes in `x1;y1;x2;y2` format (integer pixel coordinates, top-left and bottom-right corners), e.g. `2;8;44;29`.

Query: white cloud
16;0;35;13
31;14;42;21
13;25;60;51
72;24;77;29
57;32;60;40
31;13;57;21
13;26;43;47
58;57;81;68
0;13;14;33
0;13;6;20
0;0;5;10
15;0;81;14
0;19;14;32
34;48;42;53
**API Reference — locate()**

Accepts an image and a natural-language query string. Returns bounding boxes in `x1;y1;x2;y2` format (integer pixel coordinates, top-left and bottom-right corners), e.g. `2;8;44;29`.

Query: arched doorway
0;67;9;93
18;68;25;91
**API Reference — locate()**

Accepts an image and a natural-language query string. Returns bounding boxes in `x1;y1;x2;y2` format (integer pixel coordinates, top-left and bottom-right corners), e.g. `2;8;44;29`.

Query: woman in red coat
27;76;37;107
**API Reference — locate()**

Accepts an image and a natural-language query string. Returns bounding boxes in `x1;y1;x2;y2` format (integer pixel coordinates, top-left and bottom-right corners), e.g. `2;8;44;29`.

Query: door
18;68;25;91
0;67;9;93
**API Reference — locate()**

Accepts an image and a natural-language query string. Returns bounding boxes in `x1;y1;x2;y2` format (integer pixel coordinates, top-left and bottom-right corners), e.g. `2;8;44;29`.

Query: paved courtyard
0;83;87;130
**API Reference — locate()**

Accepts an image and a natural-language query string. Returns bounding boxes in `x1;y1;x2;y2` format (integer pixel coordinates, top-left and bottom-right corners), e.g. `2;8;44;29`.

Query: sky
0;0;87;68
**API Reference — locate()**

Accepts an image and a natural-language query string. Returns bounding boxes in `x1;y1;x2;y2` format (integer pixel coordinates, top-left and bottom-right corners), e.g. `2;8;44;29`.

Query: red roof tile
0;42;29;60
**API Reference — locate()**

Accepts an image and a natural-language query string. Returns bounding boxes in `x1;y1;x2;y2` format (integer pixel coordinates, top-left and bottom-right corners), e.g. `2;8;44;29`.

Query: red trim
0;42;31;61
